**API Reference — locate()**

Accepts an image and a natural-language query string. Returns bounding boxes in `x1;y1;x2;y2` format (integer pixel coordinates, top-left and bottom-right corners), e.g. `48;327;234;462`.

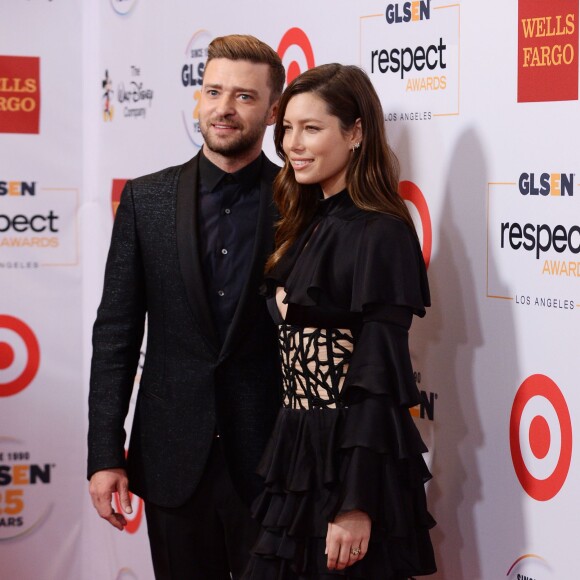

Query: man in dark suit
88;35;285;579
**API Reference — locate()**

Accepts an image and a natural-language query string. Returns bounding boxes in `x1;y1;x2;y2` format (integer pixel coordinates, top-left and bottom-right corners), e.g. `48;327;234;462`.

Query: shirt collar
199;148;263;193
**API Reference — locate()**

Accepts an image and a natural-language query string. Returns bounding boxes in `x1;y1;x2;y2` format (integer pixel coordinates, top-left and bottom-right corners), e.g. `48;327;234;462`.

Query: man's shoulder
130;155;198;191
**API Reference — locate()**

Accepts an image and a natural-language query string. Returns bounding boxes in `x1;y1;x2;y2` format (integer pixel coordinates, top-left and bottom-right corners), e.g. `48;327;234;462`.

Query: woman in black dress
244;63;436;579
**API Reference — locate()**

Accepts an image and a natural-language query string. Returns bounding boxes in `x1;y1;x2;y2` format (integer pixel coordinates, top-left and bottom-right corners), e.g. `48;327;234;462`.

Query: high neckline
317;189;354;217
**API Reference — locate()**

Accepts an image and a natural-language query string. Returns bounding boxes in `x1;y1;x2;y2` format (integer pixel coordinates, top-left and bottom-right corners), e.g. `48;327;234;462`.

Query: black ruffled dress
243;190;436;579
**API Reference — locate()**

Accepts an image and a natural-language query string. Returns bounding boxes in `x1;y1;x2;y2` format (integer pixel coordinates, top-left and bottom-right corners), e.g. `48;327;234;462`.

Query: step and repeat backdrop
1;0;579;578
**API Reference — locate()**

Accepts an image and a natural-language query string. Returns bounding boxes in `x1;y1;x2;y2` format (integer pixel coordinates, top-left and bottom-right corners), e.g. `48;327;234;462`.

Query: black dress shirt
197;149;263;343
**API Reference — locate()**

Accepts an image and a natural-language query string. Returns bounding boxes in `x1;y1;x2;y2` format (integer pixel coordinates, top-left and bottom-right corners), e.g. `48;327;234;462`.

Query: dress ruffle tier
243;320;436;578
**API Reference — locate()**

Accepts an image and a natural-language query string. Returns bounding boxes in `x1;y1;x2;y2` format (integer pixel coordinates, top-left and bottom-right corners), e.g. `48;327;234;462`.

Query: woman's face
281;92;360;198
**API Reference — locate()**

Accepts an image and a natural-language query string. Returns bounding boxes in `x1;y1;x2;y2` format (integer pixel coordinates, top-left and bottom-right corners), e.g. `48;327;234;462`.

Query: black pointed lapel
176;154;220;354
219;156;278;360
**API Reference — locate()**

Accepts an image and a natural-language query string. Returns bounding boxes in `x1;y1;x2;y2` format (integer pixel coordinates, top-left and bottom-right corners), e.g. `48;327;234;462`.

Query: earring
351;142;361;152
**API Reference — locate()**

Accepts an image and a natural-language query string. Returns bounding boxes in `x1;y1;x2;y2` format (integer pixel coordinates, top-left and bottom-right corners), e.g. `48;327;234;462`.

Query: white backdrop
1;0;579;578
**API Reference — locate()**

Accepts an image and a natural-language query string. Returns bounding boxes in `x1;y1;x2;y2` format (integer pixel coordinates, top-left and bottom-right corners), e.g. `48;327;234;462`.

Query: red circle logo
510;374;572;501
277;28;315;84
399;180;432;269
0;315;40;397
114;491;145;534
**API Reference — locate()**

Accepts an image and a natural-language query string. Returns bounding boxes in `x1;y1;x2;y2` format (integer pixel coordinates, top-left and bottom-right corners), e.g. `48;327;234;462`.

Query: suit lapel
176;154;220;354
219;157;277;360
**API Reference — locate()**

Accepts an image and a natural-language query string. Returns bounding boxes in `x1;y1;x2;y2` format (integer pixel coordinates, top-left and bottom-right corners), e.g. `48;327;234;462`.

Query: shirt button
224;208;231;215
221;248;228;255
217;290;225;297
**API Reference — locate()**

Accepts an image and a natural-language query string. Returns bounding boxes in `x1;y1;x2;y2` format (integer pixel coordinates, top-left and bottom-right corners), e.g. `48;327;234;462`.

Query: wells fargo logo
518;0;579;102
0;56;40;134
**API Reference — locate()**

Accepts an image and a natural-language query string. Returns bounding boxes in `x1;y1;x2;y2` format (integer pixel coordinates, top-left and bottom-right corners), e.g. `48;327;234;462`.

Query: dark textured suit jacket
88;152;282;507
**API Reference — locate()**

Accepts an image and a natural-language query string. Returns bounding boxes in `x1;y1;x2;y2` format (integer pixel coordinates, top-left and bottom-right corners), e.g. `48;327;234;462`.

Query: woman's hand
326;509;371;570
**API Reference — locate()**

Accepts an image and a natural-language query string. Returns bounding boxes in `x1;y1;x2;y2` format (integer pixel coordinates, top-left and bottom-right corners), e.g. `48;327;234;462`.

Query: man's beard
200;116;268;157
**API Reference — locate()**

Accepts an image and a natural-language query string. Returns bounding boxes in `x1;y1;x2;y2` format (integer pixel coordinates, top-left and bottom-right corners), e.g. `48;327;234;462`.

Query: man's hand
326;509;371;570
89;468;132;531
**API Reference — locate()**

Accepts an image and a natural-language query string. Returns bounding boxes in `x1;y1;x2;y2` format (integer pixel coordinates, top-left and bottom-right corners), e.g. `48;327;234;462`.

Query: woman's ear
351;118;363;147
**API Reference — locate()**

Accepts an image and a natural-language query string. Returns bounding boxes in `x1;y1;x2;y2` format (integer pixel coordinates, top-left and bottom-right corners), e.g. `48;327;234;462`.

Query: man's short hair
207;34;285;102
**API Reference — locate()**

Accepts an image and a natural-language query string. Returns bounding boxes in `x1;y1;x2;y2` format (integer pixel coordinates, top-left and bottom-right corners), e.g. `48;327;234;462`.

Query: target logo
111;179;128;218
399;180;432;268
110;0;138;15
510;374;572;501
113;449;144;534
0;315;40;397
114;490;144;534
277;28;315;85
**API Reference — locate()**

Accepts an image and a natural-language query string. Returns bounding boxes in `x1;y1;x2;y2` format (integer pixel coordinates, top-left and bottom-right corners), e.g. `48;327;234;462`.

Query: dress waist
277;323;354;410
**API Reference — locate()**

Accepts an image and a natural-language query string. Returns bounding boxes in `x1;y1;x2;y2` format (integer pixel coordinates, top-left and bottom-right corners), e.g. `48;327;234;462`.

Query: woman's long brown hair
266;63;415;272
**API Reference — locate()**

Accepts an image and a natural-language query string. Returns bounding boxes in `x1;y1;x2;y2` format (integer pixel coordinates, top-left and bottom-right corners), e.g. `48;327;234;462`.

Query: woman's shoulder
357;210;418;245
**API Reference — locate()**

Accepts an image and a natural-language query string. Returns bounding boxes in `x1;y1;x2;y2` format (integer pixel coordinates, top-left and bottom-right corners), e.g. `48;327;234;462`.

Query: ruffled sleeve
331;216;434;539
351;214;430;315
330;306;434;532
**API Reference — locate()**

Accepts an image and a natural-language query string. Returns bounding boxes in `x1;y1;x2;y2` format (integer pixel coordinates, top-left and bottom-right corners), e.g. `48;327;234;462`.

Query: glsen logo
386;1;431;24
277;28;316;85
0;181;36;196
507;554;551;579
518;0;579;102
0;438;54;540
361;2;460;120
519;172;574;196
409;389;437;420
112;179;128;218
409;369;436;473
510;374;572;501
487;176;580;302
181;30;212;148
0;315;40;397
110;0;137;15
0;56;40;134
399;180;432;268
102;70;114;121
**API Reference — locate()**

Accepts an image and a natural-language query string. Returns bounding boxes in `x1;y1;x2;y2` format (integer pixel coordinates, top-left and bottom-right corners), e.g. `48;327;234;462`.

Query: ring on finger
350;546;361;557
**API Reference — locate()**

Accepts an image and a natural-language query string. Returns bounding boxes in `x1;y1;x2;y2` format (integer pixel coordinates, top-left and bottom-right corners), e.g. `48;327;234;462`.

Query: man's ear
266;99;279;126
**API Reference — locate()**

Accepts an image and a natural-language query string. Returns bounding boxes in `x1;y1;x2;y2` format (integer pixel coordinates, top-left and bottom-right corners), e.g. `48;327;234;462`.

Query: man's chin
203;136;259;158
